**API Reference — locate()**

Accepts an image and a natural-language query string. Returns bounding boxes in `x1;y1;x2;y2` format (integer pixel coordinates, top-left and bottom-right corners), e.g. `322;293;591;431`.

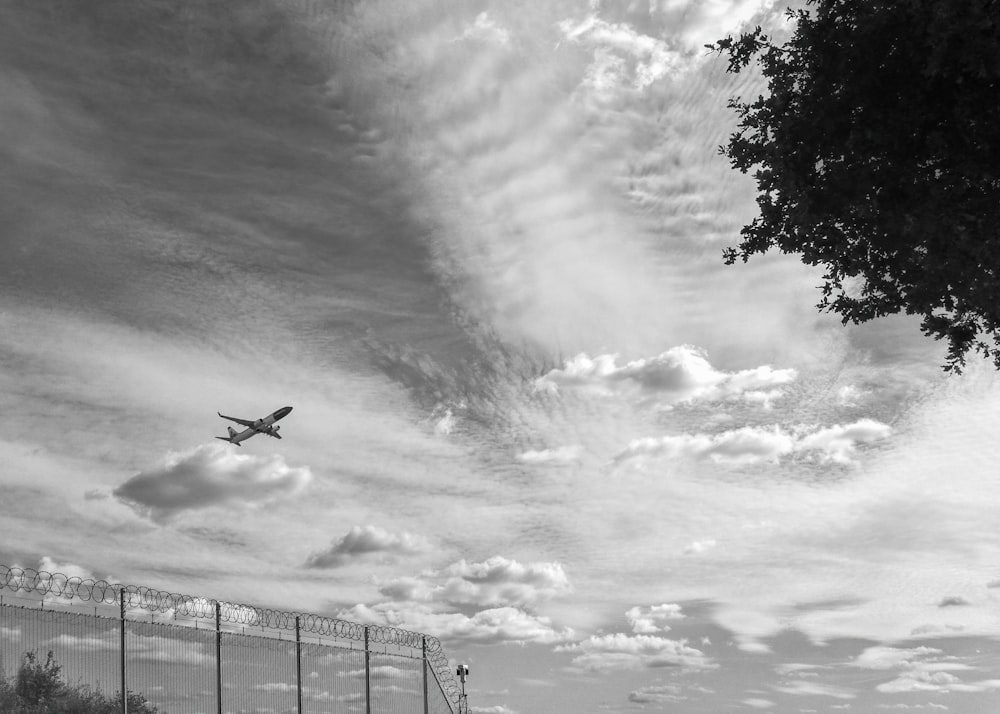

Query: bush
0;651;161;714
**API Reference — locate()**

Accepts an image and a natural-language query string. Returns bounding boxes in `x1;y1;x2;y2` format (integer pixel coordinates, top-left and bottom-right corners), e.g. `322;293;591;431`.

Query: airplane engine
271;425;280;434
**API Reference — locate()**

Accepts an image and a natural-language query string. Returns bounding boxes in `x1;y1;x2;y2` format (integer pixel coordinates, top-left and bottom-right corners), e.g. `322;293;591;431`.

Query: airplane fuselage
217;406;293;446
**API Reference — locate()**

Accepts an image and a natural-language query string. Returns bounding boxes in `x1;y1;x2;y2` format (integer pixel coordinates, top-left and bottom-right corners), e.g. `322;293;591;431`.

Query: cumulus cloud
794;419;893;464
378;556;571;609
338;602;574;646
36;557;99;581
628;684;686;704
516;445;582;465
305;525;430;568
851;646;951;671
557;14;681;91
626;603;684;633
849;646;1000;695
536;346;796;408
555;633;713;672
616;419;891;466
617;426;794;465
113;443;311;522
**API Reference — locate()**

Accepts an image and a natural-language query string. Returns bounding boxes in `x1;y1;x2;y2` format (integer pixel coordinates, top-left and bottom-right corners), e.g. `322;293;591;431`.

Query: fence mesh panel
300;642;367;713
127;619;217;714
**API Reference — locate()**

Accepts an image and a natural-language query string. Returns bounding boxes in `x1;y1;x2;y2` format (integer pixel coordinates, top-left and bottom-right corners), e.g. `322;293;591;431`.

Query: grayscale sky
2;1;999;712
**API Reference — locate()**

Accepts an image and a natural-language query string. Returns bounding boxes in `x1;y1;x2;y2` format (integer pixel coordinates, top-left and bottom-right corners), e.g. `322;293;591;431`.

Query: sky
2;0;1000;712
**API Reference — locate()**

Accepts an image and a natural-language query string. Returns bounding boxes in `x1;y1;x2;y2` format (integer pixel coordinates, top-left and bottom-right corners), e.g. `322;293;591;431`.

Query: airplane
216;406;293;446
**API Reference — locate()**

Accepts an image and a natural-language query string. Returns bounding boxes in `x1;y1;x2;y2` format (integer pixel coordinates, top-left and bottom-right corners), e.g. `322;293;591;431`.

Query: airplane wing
218;412;256;428
260;425;282;439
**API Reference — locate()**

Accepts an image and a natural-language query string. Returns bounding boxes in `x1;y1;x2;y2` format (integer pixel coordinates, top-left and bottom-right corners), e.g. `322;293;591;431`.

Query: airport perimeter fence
0;565;467;714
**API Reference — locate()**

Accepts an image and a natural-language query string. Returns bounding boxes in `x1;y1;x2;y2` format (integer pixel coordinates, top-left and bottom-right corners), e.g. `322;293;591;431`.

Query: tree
708;0;1000;371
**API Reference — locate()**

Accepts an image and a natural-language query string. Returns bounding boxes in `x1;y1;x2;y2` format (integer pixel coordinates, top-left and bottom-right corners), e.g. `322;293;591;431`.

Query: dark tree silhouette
708;0;1000;371
0;650;161;714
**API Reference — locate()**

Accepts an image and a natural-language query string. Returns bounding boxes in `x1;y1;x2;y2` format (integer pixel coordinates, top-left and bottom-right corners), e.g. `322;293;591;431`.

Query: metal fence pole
422;637;429;714
364;626;371;714
215;602;223;714
119;589;127;714
295;616;303;714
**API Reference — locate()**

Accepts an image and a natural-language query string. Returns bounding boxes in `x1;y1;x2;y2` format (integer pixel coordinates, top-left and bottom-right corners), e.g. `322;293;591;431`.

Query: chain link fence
0;565;465;714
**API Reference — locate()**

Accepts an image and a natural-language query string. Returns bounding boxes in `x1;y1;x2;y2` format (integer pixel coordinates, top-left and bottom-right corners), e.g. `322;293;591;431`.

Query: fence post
215;602;223;714
364;626;371;714
422;637;429;714
119;588;127;714
295;616;303;714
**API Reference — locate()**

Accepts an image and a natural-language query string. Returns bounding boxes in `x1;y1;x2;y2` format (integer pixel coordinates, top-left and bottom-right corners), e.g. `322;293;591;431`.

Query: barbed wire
0;564;460;704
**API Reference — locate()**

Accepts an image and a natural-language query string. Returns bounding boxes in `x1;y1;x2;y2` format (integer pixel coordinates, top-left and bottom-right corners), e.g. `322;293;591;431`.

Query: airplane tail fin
227;426;237;437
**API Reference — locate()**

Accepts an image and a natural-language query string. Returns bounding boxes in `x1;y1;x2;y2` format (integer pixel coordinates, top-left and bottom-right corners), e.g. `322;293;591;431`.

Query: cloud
626;603;684;634
378;556;571;609
470;707;518;714
849;646;1000;695
536;347;796;408
742;699;776;709
617;426;795;465
458;12;511;47
556;633;713;672
113;443;311;522
305;525;430;568
557;14;682;92
836;384;869;407
338;603;574;646
772;681;855;699
851;646;950;671
794;419;894;464
937;596;969;608
1;626;21;641
615;419;891;466
628;684;686;703
48;634;211;666
36;557;100;581
338;665;420;681
516;445;582;465
684;539;717;555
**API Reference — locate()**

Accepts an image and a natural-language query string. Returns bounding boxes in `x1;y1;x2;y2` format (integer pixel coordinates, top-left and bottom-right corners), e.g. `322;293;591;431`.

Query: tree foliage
0;650;161;714
708;0;1000;371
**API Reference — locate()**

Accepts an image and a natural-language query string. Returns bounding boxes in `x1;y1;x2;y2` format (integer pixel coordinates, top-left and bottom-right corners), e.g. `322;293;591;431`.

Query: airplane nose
277;406;293;419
